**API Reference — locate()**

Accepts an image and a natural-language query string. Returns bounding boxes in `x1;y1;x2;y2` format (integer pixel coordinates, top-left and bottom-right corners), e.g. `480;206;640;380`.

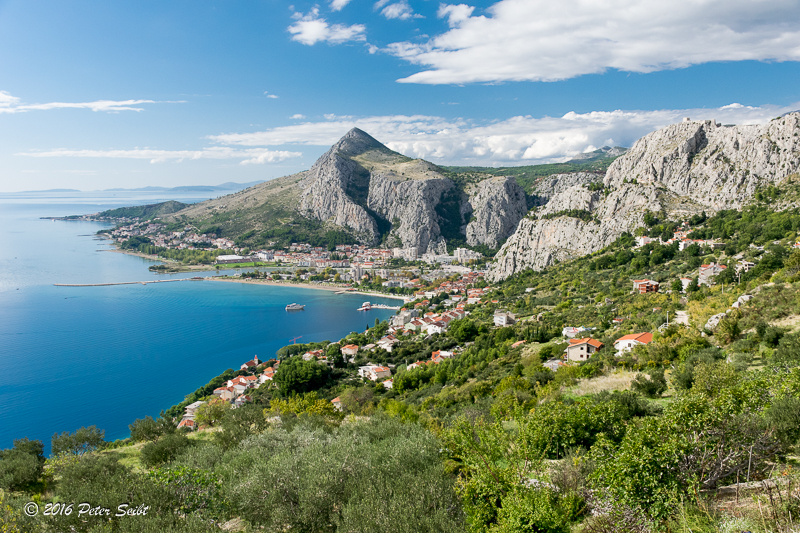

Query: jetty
357;301;401;311
54;278;199;287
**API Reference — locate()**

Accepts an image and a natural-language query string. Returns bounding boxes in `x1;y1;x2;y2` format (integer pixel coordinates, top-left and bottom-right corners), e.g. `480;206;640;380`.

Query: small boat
357;301;371;311
285;303;305;311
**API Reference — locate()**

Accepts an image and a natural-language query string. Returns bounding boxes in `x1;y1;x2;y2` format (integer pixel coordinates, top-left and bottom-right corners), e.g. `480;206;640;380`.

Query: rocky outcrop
530;172;601;204
463;177;528;248
605;115;800;208
489;114;800;281
298;128;532;253
366;170;453;254
298;130;382;241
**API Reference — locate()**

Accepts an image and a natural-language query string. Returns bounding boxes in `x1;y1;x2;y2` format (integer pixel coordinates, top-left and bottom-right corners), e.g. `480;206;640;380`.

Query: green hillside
6;180;800;532
96;200;190;220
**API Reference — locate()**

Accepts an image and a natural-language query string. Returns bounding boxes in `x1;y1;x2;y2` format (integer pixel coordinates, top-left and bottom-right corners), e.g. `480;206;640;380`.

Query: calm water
0;192;396;451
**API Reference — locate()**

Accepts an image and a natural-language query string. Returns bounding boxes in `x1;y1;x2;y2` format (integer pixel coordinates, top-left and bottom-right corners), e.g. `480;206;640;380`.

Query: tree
449;318;479;342
51;426;105;456
194;398;231;428
140;433;192;468
129;416;160;442
273;357;329;395
0;438;45;491
671;279;683;293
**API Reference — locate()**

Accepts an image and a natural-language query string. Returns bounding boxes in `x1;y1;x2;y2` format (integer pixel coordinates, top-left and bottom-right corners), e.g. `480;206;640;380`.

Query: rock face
605;115;800;208
298;129;383;242
530;172;600;204
488;114;800;281
298;128;529;253
366;168;453;254
463;177;528;249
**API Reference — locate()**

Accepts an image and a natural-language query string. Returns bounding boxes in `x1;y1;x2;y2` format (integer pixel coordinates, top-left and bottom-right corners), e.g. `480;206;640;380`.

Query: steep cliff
488;114;800;281
463;177;528;249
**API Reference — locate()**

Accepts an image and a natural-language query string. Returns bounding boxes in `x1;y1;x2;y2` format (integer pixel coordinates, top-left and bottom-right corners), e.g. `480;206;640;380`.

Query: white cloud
207;101;800;165
437;3;473;27
264;92;280;99
378;1;422;20
330;0;352;11
288;8;366;45
18;147;302;165
290;114;306;119
386;0;800;84
0;90;172;114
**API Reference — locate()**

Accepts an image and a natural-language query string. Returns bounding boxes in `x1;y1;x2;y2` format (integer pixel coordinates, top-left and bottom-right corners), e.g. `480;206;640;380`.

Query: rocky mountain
168;128;528;253
463;177;529;249
489;114;800;281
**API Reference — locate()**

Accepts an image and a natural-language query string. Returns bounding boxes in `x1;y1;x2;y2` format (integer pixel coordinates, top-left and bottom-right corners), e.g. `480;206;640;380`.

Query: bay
0;192;397;451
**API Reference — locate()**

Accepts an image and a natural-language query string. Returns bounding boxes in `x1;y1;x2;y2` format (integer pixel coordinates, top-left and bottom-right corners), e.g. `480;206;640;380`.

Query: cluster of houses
542;331;655;372
107;221;238;251
634;226;724;251
177;355;279;429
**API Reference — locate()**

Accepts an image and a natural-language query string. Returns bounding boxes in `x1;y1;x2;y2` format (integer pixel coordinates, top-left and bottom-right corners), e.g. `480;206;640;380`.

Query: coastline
106;242;409;302
208;277;409;301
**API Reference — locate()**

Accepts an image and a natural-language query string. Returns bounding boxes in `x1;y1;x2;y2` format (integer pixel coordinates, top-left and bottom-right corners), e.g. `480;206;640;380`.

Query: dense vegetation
95;201;189;220
6;193;800;532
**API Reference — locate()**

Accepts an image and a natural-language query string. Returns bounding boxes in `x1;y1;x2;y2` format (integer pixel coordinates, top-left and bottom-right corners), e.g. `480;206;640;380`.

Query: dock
54;278;198;287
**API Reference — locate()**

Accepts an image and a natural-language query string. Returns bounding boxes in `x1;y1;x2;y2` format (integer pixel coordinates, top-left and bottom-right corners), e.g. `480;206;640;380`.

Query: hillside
164;128;531;253
6;194;800;532
94;200;189;220
490;114;800;280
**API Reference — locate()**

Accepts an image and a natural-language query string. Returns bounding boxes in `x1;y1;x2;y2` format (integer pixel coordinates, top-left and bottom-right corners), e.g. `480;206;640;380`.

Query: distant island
13;180;264;194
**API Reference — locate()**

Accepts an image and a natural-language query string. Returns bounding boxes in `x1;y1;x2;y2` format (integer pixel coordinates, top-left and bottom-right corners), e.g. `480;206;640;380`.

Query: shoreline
208;277;409;301
106;242;409;302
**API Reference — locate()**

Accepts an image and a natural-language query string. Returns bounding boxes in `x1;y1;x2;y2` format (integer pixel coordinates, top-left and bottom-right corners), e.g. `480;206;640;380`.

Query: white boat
357;301;371;311
285;303;305;311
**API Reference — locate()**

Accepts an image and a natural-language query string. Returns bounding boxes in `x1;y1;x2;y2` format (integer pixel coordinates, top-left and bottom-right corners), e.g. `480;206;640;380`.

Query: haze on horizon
1;0;800;192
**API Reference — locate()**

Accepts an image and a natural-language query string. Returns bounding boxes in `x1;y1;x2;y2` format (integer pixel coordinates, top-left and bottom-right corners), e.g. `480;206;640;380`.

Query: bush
0;438;45;491
630;369;667;398
140;433;192;467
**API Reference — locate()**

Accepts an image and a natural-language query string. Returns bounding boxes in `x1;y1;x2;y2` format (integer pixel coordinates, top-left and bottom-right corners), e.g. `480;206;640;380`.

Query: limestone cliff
298;128;529;253
463;177;528;249
488;114;800;281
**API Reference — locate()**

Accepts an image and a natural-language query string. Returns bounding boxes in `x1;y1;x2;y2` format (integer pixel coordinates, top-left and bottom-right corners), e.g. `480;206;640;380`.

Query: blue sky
2;0;800;191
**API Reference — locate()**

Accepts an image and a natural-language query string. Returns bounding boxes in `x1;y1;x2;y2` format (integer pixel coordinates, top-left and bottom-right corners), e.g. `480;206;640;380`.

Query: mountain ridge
488;114;800;281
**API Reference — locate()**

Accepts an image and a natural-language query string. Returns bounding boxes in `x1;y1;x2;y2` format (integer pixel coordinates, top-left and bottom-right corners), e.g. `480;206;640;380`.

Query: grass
99;442;146;471
570;370;637;396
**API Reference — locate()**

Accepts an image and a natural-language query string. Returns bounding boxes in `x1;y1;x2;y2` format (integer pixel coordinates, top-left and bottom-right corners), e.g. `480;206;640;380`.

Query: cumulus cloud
437;3;473;27
330;0;352;11
264;92;279;99
386;0;800;84
18;147;302;165
288;8;366;45
0;90;172;114
378;1;422;20
290;114;306;119
207;102;800;165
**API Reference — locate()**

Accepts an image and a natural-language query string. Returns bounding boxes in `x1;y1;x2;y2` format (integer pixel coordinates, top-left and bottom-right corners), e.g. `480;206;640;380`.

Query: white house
494;310;515;327
613;332;654;355
358;365;392;381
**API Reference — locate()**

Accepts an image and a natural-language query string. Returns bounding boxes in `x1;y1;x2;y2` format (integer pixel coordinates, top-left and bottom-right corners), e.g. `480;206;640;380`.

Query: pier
54;278;199;287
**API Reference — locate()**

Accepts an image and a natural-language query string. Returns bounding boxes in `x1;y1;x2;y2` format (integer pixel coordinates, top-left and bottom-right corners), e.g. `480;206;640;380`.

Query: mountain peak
330;128;388;157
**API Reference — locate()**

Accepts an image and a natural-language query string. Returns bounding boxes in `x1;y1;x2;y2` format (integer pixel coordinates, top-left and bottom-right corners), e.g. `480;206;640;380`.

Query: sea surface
0;191;397;451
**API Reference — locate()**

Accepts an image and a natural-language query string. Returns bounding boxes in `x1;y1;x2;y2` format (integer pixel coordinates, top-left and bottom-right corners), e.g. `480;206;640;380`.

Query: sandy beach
208;277;409;301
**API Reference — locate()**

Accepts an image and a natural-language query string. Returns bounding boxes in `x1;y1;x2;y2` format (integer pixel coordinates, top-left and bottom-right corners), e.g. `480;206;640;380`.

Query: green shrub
140;434;192;467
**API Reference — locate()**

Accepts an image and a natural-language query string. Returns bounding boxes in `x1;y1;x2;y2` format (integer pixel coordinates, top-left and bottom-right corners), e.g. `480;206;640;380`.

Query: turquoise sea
0;192;397;451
